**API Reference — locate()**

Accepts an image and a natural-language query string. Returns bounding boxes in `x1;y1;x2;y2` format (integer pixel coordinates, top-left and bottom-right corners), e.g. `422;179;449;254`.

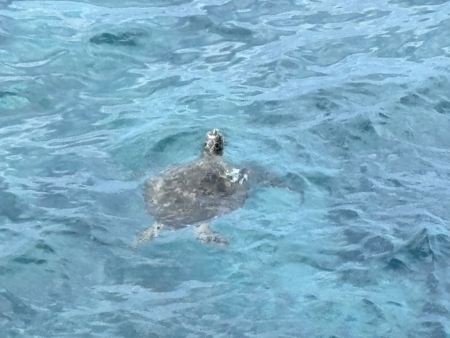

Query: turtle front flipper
195;222;228;246
244;161;305;197
132;222;164;248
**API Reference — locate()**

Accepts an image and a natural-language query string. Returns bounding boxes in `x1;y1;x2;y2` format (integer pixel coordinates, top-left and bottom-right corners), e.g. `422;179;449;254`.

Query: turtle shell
143;156;249;228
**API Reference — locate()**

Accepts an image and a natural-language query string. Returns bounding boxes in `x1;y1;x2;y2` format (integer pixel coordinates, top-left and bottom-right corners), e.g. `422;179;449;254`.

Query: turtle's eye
214;143;220;150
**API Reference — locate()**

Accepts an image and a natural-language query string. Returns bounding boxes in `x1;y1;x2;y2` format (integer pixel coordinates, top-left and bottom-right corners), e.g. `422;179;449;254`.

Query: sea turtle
132;129;251;247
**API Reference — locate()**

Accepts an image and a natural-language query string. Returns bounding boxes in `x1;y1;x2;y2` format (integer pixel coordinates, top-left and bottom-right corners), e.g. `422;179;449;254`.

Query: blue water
1;0;450;337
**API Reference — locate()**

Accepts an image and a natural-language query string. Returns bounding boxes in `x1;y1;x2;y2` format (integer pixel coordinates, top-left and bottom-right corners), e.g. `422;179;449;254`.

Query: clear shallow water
1;0;450;336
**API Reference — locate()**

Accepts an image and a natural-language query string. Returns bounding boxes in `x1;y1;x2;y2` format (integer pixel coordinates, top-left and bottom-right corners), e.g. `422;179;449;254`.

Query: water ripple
1;0;450;337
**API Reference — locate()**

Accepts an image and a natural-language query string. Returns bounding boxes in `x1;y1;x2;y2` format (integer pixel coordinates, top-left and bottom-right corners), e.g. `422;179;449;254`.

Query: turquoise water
1;0;450;336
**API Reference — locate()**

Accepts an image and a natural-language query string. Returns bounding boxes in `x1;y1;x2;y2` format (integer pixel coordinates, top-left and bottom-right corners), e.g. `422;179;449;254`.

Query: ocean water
1;0;450;337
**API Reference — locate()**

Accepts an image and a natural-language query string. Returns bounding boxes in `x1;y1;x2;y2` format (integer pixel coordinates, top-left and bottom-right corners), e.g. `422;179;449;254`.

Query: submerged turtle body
144;155;249;228
134;129;249;247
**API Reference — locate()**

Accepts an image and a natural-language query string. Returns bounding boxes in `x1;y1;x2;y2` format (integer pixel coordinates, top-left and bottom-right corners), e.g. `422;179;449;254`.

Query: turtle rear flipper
195;222;228;246
132;222;164;248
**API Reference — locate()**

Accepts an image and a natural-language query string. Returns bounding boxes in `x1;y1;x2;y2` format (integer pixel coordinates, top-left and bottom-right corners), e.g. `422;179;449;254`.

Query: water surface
1;0;450;337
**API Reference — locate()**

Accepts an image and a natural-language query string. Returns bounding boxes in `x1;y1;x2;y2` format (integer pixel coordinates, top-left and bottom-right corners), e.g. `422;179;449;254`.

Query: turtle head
203;128;224;156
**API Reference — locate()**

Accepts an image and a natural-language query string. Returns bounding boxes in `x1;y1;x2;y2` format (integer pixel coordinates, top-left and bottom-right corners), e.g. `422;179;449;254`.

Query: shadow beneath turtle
89;31;147;47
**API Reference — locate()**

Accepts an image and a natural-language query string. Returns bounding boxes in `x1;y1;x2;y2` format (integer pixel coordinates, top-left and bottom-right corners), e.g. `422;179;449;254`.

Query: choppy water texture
1;0;450;337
